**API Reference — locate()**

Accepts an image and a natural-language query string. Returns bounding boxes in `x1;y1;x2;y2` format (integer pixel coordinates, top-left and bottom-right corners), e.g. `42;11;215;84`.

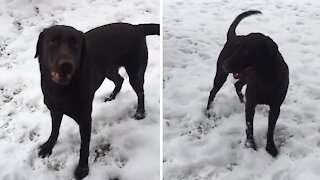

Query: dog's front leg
205;67;228;116
74;117;92;180
266;106;280;157
39;111;63;157
234;80;246;103
245;102;257;150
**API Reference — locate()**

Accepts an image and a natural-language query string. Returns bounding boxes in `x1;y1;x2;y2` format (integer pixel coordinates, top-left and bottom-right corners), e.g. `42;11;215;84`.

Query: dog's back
84;23;159;68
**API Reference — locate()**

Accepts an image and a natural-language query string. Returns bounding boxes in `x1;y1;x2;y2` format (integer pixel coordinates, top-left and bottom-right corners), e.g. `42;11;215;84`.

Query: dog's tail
137;24;160;36
227;10;261;41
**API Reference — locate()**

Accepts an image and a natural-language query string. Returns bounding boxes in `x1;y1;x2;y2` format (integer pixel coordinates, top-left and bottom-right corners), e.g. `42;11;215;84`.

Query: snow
163;0;320;179
0;0;159;180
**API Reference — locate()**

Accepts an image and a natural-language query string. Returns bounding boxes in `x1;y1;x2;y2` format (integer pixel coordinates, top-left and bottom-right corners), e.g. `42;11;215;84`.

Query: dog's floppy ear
34;31;44;59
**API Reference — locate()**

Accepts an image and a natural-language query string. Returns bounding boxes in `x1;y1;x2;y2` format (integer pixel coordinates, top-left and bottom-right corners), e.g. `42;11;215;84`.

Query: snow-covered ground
164;0;320;179
0;0;160;179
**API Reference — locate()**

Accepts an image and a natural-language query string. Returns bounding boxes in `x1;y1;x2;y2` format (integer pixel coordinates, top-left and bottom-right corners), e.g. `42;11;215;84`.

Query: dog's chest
42;86;90;114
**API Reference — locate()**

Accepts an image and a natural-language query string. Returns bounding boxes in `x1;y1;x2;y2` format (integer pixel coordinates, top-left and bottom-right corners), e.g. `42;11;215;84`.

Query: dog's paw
266;144;279;157
205;109;218;119
134;111;145;120
205;109;211;118
38;142;54;158
74;164;89;180
245;139;257;150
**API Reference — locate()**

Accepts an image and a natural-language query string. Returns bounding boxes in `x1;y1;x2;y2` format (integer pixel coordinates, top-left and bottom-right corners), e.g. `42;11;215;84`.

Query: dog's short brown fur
35;23;159;179
206;11;289;157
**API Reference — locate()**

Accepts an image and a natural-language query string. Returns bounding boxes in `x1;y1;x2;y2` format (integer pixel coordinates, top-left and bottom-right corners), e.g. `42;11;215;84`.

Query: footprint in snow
94;143;112;162
288;37;299;43
288;148;308;160
175;1;184;6
2;94;13;103
199;22;206;27
178;48;193;54
113;150;128;168
200;10;207;14
296;21;304;25
13;20;23;32
198;52;210;60
29;150;66;172
45;157;67;171
29;130;40;142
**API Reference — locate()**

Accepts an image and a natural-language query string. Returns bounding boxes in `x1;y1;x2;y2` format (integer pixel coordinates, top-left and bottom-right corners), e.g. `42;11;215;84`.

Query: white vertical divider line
159;0;164;179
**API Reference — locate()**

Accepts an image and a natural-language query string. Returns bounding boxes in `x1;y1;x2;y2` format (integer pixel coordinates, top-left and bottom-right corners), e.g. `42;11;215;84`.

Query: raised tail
227;10;261;41
137;24;160;36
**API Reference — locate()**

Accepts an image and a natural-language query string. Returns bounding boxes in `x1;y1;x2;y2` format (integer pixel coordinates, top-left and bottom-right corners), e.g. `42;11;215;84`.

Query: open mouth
51;71;72;85
232;66;253;79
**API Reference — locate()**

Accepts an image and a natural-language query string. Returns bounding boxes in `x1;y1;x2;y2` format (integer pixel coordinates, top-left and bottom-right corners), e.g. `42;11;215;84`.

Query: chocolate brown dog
206;11;289;157
34;23;159;179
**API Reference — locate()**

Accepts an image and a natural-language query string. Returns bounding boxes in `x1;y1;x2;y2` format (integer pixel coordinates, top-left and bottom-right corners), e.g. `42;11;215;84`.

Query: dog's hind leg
128;69;146;120
266;105;280;157
234;79;246;103
126;41;148;120
245;100;257;150
206;65;228;114
105;70;124;101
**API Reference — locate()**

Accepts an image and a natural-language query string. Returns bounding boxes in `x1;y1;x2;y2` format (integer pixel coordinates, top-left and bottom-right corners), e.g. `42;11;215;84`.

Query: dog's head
222;33;278;79
34;25;85;85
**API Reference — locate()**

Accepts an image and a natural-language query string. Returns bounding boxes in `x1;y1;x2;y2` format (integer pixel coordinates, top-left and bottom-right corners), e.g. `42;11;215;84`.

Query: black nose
59;62;73;75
